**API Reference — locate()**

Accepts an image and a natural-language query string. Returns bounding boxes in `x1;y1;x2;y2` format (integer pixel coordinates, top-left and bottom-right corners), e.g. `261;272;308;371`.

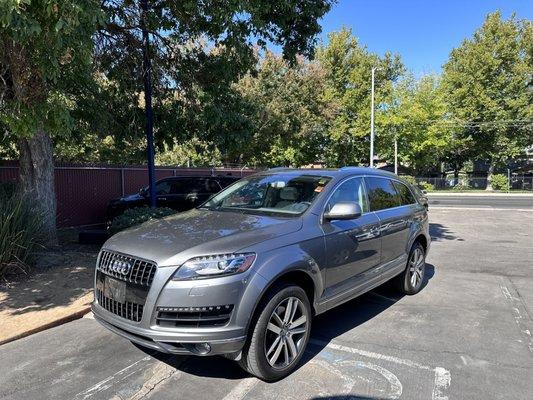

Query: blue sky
312;0;532;75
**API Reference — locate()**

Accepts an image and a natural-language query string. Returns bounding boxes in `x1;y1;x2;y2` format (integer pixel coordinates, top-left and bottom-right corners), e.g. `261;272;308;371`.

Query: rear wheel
396;242;426;295
239;284;311;381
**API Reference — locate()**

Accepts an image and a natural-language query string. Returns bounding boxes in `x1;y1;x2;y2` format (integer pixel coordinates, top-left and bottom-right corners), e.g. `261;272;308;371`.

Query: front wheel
396;242;426;295
239;284;312;381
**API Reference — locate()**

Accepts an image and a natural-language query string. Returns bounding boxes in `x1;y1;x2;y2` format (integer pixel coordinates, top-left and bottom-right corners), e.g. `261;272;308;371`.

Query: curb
0;306;92;346
427;192;533;197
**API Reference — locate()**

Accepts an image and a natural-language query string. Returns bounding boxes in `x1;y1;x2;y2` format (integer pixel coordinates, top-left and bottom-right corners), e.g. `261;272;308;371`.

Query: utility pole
141;0;156;208
370;67;377;168
394;136;398;175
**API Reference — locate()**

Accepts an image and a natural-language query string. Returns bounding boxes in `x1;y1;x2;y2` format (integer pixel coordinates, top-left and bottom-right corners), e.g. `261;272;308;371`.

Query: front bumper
92;263;268;356
92;305;246;355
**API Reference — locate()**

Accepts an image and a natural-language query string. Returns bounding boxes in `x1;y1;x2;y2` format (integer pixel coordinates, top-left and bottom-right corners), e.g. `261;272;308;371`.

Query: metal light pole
394;136;398;175
370;67;377;168
141;0;156;208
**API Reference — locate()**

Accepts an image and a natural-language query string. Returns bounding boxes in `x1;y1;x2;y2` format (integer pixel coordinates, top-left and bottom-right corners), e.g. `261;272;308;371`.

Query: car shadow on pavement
430;222;463;241
139;264;436;382
143;348;250;380
301;263;435;366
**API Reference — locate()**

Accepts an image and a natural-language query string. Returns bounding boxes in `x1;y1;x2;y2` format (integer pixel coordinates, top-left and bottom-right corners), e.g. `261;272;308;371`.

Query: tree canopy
1;7;531;178
0;0;335;241
442;11;533;170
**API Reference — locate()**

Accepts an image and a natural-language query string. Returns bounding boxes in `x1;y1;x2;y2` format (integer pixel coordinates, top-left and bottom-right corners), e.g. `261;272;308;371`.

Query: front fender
235;243;325;338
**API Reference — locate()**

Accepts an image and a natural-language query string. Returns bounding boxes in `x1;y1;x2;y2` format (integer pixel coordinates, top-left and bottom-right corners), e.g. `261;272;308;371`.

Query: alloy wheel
264;296;308;369
409;247;425;287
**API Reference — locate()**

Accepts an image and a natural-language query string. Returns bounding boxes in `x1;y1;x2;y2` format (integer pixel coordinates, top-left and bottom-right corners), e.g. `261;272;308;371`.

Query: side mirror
139;187;148;197
324;202;362;221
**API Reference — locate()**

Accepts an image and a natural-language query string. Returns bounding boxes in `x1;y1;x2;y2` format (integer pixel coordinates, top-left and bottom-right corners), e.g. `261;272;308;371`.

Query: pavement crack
129;363;179;400
507;278;533;322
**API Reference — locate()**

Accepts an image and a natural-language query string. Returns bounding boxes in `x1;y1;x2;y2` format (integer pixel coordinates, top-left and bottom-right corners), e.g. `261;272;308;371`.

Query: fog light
195;342;211;355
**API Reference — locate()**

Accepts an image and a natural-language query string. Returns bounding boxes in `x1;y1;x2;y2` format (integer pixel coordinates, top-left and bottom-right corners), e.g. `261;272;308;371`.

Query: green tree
442;12;533;189
1;0;334;241
377;74;459;175
235;51;335;167
89;0;335;164
0;0;103;243
316;27;404;166
155;137;223;167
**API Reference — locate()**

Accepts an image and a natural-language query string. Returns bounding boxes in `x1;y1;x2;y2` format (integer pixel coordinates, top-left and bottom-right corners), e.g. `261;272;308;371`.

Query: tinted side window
168;179;188;194
366;177;401;211
206;179;222;193
189;179;210;192
393;181;417;205
325;177;368;213
155;180;171;195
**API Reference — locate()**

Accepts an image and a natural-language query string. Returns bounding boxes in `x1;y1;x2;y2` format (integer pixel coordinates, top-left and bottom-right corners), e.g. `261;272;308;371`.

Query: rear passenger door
365;177;412;266
322;177;381;297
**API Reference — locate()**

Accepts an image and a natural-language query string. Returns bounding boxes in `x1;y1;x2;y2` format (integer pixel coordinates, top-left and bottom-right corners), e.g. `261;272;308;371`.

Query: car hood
102;208;302;266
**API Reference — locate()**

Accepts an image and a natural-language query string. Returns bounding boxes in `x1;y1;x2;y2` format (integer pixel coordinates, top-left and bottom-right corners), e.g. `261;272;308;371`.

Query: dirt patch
0;229;100;344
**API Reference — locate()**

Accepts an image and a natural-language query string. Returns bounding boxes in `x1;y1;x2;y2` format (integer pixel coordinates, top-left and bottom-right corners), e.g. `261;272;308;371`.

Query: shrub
400;175;417;186
0;185;46;278
109;207;176;234
418;181;435;192
452;183;469;191
490;174;508;191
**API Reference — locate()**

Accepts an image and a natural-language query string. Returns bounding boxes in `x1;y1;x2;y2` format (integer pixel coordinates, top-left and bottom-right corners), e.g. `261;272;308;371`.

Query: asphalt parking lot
1;207;532;400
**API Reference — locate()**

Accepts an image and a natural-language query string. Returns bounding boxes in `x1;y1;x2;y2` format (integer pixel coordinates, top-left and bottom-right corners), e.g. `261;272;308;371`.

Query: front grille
156;305;234;328
96;288;144;322
97;250;157;287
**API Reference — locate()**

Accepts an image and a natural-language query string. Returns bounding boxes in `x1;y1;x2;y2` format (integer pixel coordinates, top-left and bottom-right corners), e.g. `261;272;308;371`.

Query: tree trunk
18;129;58;245
486;163;494;191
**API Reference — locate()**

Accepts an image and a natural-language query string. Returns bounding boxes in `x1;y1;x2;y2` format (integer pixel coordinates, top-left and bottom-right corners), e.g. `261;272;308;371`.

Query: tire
396;242;426;295
238;284;312;381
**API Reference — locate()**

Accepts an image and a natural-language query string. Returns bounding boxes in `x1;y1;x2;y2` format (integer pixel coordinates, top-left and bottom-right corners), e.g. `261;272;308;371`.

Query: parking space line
432;367;451;400
309;338;451;400
310;338;432;370
222;377;259;400
336;359;403;399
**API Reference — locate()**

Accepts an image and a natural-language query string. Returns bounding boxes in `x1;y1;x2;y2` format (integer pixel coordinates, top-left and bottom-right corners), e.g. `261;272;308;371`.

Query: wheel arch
244;267;318;339
414;233;428;252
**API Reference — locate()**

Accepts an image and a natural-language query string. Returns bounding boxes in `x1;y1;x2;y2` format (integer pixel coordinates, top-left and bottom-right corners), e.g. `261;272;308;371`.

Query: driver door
321;177;381;298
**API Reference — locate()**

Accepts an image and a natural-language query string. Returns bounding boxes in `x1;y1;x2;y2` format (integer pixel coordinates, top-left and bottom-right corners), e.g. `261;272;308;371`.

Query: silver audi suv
92;167;430;381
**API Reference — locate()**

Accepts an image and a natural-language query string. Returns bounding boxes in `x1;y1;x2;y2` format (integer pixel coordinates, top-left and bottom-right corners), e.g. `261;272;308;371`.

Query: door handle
159;197;167;201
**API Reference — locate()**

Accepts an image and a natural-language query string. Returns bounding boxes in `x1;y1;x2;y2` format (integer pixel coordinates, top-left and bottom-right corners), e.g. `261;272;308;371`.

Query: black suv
106;176;238;220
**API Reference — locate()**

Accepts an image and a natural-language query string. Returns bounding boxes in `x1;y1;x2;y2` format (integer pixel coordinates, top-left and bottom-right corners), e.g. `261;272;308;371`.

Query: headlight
172;253;256;280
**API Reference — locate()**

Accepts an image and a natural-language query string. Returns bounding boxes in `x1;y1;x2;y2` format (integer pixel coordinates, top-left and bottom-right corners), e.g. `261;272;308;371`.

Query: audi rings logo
109;259;132;275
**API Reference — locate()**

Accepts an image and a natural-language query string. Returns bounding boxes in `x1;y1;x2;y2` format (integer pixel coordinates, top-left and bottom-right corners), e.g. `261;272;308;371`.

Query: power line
423;119;533;127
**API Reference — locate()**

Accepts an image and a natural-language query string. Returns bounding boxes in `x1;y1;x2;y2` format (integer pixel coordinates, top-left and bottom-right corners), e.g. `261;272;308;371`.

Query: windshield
200;173;332;216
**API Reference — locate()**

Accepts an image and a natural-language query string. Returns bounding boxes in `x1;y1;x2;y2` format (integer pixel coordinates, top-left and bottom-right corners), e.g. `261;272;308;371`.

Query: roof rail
268;166;292;170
